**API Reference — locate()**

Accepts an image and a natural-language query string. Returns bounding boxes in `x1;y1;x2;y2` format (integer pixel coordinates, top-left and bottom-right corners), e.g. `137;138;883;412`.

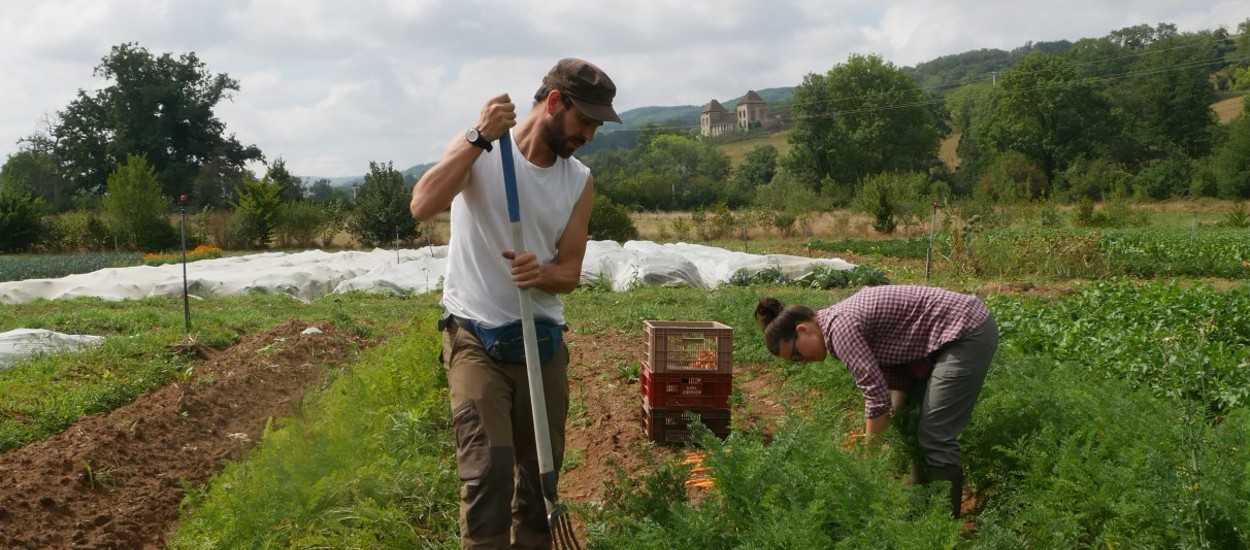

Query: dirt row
0;321;786;549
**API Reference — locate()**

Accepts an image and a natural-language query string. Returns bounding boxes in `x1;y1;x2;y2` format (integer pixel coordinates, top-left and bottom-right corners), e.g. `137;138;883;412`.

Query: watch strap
467;128;493;152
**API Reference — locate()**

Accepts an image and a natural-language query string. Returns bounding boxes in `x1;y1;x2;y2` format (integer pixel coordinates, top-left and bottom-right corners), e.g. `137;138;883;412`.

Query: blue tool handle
500;131;521;224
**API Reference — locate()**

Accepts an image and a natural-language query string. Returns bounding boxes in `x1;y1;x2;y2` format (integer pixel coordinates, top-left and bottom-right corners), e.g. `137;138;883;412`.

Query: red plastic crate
642;403;730;444
643;320;733;374
641;366;732;409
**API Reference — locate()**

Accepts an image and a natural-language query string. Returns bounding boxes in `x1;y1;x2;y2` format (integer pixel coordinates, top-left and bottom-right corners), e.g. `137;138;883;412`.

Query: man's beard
542;110;586;159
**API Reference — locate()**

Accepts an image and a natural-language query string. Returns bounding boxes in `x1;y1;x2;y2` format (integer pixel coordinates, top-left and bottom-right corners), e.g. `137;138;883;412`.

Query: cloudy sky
0;0;1241;179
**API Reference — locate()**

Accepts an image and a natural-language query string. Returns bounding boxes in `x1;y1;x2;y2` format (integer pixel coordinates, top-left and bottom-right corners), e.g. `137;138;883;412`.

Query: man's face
543;99;604;159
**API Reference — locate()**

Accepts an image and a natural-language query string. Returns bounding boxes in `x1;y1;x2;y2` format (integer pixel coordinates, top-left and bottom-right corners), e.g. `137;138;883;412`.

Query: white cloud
0;0;1240;178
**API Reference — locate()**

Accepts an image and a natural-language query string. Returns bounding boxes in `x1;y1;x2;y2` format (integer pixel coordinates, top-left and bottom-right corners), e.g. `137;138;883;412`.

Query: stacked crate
641;320;733;444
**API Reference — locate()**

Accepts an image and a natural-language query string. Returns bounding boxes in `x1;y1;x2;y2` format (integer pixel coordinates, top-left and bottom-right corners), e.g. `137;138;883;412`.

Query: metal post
179;194;191;332
925;201;938;282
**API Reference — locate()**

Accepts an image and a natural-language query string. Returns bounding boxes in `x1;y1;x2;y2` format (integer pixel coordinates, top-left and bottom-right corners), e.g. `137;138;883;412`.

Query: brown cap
540;58;621;123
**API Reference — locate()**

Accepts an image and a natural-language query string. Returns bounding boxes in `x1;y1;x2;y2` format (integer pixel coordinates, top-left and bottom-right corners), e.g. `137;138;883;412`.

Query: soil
0;319;787;549
0;320;368;549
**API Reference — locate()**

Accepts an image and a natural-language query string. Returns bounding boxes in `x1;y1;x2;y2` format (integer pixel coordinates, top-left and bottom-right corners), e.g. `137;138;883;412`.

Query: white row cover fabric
0;241;853;305
0;241;853;366
0;328;105;370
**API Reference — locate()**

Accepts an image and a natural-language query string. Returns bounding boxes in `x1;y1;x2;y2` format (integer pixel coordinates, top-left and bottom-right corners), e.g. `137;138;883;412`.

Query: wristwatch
466;127;492;152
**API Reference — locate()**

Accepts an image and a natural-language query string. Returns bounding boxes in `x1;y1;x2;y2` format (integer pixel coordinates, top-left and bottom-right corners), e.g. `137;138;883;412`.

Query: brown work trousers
442;320;569;550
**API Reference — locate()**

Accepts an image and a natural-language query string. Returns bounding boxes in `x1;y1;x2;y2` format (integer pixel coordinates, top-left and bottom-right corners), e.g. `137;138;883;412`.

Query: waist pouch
453;315;565;365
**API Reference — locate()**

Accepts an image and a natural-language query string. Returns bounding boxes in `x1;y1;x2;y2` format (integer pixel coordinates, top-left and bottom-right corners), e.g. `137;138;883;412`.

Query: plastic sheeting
0;329;105;370
0;241;853;305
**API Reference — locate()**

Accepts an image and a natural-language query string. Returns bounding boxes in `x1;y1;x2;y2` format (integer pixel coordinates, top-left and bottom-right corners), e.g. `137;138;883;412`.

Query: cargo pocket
452;400;490;481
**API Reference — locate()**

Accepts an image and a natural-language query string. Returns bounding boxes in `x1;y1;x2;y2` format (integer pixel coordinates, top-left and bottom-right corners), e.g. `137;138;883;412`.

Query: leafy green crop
991;280;1250;412
0;252;143;282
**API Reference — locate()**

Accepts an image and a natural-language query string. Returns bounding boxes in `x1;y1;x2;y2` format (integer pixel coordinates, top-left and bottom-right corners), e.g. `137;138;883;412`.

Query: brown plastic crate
641;366;732;409
641;403;730;444
643;320;733;374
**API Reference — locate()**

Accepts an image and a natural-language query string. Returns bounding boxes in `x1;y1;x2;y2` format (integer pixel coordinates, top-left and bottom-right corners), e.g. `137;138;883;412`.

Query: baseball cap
541;58;621;123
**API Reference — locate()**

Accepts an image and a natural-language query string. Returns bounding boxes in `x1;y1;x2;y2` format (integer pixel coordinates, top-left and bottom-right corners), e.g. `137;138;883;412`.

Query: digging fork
499;132;583;550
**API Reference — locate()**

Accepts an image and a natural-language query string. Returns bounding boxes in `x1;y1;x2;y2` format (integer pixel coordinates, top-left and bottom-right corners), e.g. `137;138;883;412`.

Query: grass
714;130;792;167
169;308;460;548
1213;93;1246;123
0;291;427;452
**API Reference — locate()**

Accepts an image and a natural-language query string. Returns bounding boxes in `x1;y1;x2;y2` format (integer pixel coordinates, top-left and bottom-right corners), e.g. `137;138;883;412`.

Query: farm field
1;219;1249;547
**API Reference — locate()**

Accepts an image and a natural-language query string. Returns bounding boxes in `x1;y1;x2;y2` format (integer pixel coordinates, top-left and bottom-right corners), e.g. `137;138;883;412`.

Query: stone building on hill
700;90;767;137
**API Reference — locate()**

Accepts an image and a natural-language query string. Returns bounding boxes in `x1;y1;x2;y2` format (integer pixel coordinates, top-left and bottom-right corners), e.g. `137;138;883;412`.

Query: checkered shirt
816;285;990;419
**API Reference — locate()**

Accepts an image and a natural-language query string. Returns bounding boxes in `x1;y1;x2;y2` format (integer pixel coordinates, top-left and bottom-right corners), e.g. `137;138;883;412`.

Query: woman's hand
865;412;890;437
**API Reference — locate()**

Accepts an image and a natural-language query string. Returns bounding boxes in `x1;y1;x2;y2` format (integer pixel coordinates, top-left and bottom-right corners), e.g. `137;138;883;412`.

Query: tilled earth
0;319;787;549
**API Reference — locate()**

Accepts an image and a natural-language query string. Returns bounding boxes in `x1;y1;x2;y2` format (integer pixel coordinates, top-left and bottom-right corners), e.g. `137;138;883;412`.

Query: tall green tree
783;54;943;196
978;52;1115;181
28;43;262;199
1123;31;1223;158
102;154;176;251
349;161;417;247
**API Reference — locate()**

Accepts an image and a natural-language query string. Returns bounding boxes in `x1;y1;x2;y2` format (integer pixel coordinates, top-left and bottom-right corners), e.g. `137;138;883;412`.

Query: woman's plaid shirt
816;285;990;418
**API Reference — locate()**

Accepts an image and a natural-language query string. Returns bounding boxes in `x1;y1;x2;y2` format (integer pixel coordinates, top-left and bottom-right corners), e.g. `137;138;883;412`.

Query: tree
191;151;249;210
975;151;1050;202
102;154;176;251
307;178;338;203
946;82;1001;195
1123;32;1222;159
30;43;262;199
1212;98;1250;198
977;53;1115;181
1;150;69;212
587;195;639;242
265;157;305;202
349;161;417;247
231;173;285;249
1107;23;1176;51
730;145;780;187
783;54;943;195
586;133;732;211
0;183;44;253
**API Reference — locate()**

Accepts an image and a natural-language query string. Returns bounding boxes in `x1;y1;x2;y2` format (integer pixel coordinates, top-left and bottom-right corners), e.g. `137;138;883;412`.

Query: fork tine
548;502;582;550
556;514;581;550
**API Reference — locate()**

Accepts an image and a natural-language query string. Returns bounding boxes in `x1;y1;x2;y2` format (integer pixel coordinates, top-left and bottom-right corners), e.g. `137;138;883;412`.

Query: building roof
740;90;765;105
701;99;726;113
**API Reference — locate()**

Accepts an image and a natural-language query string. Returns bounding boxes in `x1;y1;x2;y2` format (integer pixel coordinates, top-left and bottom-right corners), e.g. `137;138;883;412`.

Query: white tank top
442;132;590;327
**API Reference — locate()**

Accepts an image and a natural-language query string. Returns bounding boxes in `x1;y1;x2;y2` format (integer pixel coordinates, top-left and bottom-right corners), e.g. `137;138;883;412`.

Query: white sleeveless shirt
442;133;591;327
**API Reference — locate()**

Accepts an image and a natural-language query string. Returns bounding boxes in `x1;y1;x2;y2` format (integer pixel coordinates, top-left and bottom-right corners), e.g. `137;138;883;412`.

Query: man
410;58;619;549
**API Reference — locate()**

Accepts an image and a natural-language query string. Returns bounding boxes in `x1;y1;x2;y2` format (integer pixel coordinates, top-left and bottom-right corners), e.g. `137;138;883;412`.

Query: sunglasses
785;337;801;363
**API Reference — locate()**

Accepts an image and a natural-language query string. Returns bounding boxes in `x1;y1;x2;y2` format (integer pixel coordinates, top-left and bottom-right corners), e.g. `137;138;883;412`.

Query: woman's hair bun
754;297;784;328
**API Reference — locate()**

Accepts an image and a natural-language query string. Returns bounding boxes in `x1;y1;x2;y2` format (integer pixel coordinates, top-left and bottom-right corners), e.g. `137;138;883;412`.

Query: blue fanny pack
453;316;565;365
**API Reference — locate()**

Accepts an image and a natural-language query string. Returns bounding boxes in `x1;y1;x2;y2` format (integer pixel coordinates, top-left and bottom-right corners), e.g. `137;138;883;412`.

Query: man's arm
506;175;595;295
410;93;516;221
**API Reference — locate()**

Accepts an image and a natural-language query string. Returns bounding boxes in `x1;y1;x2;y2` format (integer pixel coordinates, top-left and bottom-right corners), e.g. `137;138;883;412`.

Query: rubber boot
927;464;965;518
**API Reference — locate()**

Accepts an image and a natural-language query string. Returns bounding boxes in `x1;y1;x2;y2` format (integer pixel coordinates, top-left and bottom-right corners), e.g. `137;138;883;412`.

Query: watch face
466;128;480;142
